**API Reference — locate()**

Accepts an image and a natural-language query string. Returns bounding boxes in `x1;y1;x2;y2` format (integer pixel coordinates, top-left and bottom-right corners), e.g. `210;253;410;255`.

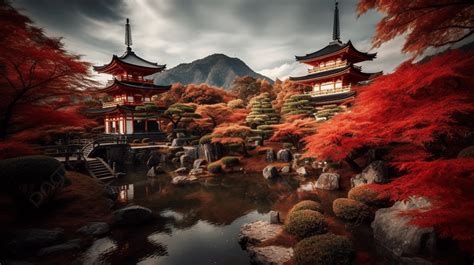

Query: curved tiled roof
295;40;376;62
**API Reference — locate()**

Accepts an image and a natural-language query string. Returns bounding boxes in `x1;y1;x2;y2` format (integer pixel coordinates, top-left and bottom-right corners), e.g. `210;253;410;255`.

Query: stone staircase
86;157;116;182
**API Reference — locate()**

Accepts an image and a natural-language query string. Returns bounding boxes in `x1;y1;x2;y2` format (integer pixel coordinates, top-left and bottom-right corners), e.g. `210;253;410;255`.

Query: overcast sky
13;0;411;81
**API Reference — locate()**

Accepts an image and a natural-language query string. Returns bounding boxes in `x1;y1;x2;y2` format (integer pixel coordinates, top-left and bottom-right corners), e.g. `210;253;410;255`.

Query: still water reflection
83;165;302;265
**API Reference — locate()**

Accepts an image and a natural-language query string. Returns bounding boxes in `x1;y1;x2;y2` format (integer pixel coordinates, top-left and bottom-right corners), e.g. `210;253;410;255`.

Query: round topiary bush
141;138;151;144
132;139;141;144
332;198;370;222
284;209;328;238
221;156;240;166
290;200;323;214
348;185;387;206
207;162;222;174
199;134;213;145
282;142;293;149
293;233;355;265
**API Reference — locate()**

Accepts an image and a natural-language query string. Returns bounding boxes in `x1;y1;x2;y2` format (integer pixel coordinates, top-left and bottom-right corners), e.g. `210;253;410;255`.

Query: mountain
152;53;273;90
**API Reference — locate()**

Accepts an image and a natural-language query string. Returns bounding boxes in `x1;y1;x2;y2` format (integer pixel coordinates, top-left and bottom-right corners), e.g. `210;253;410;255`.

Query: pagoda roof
94;49;166;75
289;64;378;83
295;40;376;63
101;79;171;94
86;105;135;115
311;90;356;105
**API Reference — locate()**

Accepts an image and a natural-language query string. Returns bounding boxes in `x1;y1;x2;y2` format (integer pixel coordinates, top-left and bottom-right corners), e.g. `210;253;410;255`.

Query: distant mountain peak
153;54;273;90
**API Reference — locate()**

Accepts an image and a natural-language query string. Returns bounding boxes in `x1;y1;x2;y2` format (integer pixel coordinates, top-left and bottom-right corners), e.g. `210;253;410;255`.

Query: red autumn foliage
357;0;474;55
196;103;235;128
0;2;96;147
270;118;318;149
155;83;235;107
272;79;309;111
211;123;252;155
304;49;474;251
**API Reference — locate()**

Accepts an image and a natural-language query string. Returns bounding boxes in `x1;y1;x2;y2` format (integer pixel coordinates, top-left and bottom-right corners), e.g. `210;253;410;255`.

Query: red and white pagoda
91;19;170;135
289;1;379;106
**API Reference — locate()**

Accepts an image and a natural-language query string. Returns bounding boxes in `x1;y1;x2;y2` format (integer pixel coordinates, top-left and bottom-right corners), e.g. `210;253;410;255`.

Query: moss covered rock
332;198;370;222
293;233;355;265
348;185;388;206
221;156;240;166
284;209;328;238
290;200;323;214
207;162;222;174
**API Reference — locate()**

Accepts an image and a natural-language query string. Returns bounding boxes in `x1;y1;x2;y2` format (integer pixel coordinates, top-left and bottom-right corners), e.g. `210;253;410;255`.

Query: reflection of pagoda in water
289;1;379;106
90;19;170;136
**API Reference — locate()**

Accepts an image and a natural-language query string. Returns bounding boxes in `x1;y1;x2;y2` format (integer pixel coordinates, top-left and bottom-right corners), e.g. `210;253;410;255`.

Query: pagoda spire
125;18;133;52
332;1;340;42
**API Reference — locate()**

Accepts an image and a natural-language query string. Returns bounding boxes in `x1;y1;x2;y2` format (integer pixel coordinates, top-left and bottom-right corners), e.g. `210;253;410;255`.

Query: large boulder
315;173;340;190
37;239;81;256
77;222;110;237
296;167;309;177
263;166;279;180
357;160;389;186
247;245;293;265
5;228;65;254
171;138;186;147
276;149;292;162
172;175;198;185
265;149;276;162
238;221;283;247
113;205;153;225
280;166;291;174
180;154;193;169
146;152;161;169
457;145;474;158
371;197;436;257
193;158;207;169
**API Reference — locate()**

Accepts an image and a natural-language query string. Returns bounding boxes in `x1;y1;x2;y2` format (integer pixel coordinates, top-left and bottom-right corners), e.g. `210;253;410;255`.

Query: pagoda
91;19;170;136
289;1;379;106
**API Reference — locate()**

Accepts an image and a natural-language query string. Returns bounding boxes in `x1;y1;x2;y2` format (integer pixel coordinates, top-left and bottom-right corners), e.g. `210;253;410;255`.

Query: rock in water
77;222;110;237
372;197;436;257
193;158;207;169
269;211;281;224
262;166;279;180
315;173;340;190
276;149;292;162
37;239;81;256
172;175;198;185
174;167;188;174
113;205;153;225
146;152;161;169
180;154;193;169
248;246;293;265
238;221;283;247
265;149;276;162
6;228;65;254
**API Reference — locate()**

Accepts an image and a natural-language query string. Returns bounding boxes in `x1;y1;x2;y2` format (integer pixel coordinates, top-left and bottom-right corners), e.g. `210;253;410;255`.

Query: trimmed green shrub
293;233;355;265
332;198;371;222
221;156;240;166
199;135;213;145
141;138;151;144
0;156;70;205
348;185;388;206
190;139;200;145
284;209;328;238
132;139;141;144
283;142;293;149
290;200;323;214
207;162;222;174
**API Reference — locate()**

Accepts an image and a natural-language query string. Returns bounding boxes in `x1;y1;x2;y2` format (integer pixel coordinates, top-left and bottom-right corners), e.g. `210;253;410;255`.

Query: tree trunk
241;142;250;157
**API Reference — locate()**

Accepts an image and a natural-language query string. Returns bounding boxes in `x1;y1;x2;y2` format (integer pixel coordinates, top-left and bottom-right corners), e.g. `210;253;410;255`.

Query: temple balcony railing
115;76;154;84
305;85;352;97
308;61;348;74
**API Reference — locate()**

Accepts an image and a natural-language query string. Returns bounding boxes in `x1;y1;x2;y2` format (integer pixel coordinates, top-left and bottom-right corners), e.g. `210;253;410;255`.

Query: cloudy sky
13;0;411;81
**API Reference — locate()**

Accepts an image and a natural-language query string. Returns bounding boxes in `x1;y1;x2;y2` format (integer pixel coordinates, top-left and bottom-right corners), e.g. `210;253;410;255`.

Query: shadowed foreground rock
113;205;153;225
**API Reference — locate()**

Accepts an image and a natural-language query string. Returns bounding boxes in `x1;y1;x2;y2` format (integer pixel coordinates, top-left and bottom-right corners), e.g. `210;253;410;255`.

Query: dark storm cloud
11;0;407;80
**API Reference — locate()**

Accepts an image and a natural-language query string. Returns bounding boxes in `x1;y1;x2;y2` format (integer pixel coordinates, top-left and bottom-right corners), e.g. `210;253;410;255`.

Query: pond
82;164;388;265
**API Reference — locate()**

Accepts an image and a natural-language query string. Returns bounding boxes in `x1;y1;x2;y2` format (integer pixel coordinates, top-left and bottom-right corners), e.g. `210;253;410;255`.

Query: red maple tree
270;118;318;149
211;124;252;156
0;2;96;157
358;0;474;55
